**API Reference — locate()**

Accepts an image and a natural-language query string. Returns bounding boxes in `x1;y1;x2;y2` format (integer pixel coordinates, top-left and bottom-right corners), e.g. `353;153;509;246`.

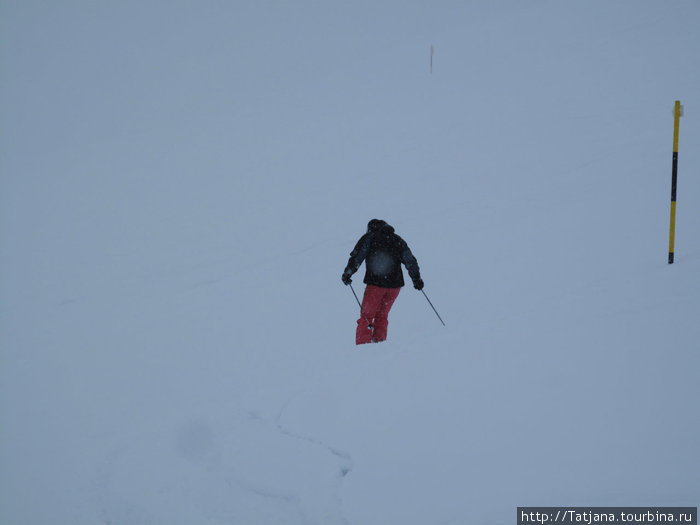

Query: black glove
342;270;353;285
413;277;424;290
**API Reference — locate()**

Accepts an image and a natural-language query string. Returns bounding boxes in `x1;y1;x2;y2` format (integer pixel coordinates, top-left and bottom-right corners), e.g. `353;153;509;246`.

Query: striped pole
668;101;682;264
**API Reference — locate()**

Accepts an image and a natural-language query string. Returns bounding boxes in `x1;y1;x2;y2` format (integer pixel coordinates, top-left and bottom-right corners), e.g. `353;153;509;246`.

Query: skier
342;219;424;344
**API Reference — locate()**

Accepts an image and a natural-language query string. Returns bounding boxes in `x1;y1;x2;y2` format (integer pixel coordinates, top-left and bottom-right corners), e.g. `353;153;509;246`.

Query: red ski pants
356;284;401;345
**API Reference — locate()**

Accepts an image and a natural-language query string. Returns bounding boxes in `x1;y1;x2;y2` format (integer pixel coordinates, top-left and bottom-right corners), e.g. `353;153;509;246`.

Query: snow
1;1;699;524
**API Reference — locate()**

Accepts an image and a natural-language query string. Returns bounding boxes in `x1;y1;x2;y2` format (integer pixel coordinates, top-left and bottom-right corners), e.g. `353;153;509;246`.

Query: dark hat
367;219;387;232
367;219;394;233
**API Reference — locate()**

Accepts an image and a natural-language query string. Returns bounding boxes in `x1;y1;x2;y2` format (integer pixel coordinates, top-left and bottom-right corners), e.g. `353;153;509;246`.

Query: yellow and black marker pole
668;100;682;264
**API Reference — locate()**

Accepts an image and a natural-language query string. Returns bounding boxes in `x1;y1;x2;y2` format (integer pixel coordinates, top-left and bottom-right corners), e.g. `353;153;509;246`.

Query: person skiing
342;219;423;344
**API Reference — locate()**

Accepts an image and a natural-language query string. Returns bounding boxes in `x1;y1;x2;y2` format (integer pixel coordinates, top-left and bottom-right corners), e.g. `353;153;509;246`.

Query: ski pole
421;289;445;326
349;283;372;329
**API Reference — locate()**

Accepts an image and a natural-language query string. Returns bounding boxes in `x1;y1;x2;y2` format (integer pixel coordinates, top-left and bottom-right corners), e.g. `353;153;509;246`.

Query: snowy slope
1;1;699;524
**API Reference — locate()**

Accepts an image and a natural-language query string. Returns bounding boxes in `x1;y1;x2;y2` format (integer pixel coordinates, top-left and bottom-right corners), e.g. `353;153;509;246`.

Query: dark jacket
344;219;421;289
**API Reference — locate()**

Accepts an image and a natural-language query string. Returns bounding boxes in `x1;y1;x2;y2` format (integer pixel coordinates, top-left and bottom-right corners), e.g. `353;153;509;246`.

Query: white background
1;1;699;523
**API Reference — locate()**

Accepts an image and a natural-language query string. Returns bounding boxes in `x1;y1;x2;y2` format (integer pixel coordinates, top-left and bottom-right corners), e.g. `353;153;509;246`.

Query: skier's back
342;219;423;344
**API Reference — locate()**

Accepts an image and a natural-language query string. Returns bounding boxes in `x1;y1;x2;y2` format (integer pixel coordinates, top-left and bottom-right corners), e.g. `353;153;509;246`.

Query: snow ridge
275;393;354;525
